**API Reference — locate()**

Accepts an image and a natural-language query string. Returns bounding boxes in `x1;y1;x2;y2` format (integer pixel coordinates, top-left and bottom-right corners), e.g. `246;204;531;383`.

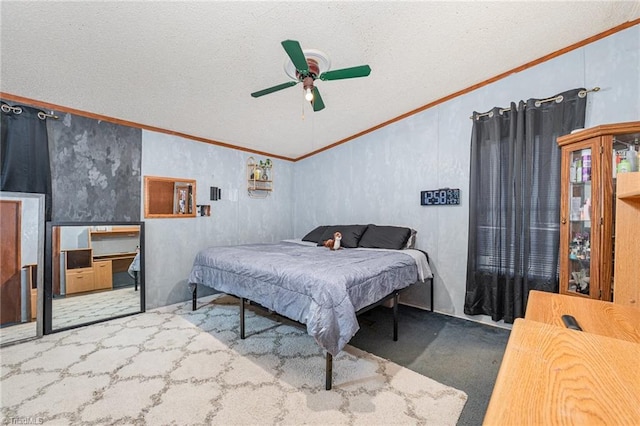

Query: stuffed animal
323;231;342;250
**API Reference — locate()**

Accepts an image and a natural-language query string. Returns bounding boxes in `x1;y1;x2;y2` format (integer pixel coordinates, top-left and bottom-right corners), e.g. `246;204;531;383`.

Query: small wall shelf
247;157;273;198
144;176;196;218
90;227;140;237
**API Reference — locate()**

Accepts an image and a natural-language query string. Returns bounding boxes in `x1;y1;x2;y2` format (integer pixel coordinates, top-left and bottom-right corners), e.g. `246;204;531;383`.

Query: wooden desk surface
93;252;136;274
93;252;137;261
525;290;640;343
484;319;640;425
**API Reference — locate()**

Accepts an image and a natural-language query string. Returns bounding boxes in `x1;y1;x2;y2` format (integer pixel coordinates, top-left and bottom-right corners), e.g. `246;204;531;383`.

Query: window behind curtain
465;89;587;322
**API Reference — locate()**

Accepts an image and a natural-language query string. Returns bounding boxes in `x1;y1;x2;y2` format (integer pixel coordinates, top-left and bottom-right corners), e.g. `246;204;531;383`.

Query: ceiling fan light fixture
305;87;314;101
251;40;370;112
302;76;315;101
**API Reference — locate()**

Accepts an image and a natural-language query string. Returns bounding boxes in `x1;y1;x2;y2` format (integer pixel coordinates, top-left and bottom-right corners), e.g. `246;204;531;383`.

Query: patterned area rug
1;295;467;425
1;287;140;346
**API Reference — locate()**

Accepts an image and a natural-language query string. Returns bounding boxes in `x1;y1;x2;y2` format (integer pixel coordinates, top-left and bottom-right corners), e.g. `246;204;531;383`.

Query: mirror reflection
0;193;44;346
49;223;144;331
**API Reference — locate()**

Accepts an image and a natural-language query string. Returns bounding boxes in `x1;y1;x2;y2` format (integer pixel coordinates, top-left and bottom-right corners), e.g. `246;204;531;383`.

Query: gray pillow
318;225;369;248
302;226;329;243
358;225;412;250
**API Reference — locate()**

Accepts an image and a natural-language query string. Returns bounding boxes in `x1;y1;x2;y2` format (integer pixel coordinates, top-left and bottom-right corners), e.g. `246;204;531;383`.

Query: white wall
292;25;640;327
141;132;295;308
0;193;42;266
140;25;638;323
59;226;90;250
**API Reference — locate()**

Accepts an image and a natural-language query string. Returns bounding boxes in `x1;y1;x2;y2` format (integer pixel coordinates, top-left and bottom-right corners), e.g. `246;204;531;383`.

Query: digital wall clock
421;188;461;206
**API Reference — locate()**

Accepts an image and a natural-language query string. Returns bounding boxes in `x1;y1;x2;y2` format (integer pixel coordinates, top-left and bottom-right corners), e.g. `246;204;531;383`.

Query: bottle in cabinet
558;122;640;301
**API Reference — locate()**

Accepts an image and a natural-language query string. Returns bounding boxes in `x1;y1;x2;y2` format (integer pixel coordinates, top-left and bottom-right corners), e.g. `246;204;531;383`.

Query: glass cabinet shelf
558;122;640;301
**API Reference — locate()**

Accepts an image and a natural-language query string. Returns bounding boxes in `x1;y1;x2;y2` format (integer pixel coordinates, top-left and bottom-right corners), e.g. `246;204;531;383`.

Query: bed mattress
188;240;431;355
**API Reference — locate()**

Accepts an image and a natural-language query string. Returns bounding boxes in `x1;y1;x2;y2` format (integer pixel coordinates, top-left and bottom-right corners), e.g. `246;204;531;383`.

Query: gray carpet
349;305;510;426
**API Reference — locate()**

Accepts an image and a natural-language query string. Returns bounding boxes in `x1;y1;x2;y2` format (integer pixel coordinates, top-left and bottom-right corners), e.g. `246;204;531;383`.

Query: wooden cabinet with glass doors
558;121;640;301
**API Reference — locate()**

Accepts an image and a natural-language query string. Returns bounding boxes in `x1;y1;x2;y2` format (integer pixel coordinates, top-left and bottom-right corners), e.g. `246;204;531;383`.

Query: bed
188;225;433;389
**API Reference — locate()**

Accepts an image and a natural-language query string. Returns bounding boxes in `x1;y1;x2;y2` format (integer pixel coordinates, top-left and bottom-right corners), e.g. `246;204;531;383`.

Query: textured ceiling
1;1;639;160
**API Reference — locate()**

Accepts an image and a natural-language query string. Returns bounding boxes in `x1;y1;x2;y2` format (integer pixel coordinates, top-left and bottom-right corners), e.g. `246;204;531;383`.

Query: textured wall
293;25;640;327
141;131;295;309
48;113;141;221
7;25;637;323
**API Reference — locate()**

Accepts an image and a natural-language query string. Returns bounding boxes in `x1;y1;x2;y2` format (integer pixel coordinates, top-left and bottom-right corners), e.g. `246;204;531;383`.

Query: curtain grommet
1;104;22;114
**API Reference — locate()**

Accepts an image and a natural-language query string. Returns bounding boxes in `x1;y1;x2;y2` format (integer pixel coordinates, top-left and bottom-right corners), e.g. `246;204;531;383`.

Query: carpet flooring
350;304;511;426
1;295;468;425
0;286;140;346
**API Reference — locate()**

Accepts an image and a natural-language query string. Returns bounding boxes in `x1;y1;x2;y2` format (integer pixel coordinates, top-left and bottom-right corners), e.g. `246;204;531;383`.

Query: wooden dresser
484;291;640;425
65;267;95;294
63;227;139;295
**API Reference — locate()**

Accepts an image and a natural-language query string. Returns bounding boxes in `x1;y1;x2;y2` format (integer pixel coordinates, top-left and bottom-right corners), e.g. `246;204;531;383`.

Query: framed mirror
144;176;196;218
44;221;145;333
0;192;45;346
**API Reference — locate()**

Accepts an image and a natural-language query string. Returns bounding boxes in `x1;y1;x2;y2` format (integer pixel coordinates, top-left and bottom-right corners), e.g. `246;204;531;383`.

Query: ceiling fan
250;39;371;112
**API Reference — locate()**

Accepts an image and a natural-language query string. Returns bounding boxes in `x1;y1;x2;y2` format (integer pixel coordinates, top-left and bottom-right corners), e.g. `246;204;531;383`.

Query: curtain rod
470;87;600;120
0;103;59;120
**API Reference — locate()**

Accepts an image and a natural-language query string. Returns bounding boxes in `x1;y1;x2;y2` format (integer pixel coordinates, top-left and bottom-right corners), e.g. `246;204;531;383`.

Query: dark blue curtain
1;102;52;220
464;89;587;323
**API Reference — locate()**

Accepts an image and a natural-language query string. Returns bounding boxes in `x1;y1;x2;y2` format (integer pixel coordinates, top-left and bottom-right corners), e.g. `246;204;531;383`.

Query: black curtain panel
464;88;586;323
1;102;53;220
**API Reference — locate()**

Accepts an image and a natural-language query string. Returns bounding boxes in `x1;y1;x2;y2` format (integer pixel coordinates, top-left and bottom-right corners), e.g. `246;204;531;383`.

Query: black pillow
302;226;328;243
318;225;369;248
358;225;411;250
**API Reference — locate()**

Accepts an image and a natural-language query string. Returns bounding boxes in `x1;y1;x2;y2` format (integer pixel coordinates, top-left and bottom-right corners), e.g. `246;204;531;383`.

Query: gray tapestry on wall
47;113;141;221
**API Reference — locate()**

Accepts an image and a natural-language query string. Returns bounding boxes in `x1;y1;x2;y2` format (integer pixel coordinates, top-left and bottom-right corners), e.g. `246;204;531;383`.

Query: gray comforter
188;241;426;355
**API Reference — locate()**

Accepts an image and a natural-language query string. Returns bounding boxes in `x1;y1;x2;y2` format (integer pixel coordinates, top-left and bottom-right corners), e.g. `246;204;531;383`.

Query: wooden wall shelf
144;176;196;218
247;157;273;198
90;228;140;237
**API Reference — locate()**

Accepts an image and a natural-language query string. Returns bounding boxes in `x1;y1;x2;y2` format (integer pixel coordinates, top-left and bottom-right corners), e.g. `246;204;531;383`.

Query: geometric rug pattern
1;295;467;425
1;287;140;346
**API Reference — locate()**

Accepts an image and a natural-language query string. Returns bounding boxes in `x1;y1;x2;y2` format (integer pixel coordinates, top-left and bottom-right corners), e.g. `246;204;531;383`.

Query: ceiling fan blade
281;39;309;74
312;87;325;112
319;65;371;81
251;81;298;98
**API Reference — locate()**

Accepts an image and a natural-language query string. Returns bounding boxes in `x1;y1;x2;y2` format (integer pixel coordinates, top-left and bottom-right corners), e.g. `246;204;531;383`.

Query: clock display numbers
421;188;460;206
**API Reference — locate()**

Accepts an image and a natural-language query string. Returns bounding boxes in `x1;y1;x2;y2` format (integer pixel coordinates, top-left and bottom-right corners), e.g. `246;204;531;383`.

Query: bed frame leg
240;297;245;339
430;277;434;312
189;283;197;311
326;353;333;390
393;291;399;341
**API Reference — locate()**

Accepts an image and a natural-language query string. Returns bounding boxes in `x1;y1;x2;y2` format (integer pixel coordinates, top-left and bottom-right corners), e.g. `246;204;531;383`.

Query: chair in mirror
45;221;145;333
